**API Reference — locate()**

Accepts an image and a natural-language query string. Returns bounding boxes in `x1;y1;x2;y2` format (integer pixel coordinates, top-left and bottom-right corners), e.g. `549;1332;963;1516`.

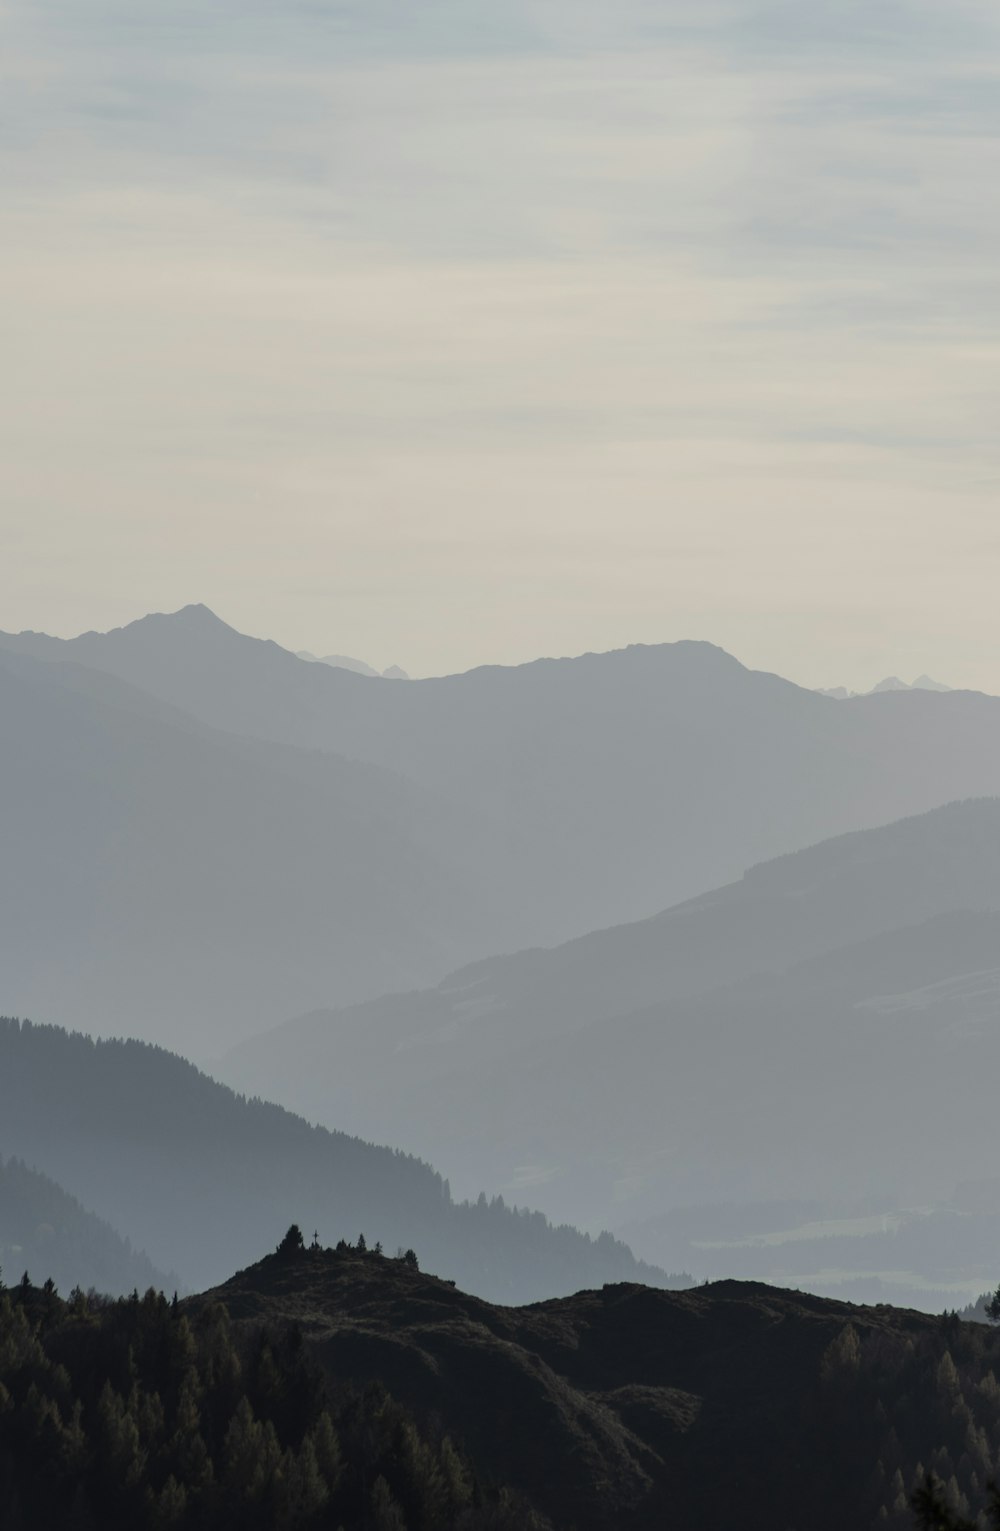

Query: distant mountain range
0;1016;681;1303
296;650;410;679
220;799;1000;1308
4;606;1000;1055
819;673;952;699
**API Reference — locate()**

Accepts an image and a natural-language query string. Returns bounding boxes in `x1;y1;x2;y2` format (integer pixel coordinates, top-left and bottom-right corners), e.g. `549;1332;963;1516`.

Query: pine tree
309;1411;343;1495
276;1225;305;1257
911;1473;977;1531
371;1474;407;1531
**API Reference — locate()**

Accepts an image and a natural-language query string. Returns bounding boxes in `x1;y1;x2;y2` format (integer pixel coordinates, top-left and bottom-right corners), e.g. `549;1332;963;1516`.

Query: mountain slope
224;910;1000;1294
425;909;1000;1219
0;1017;679;1304
218;802;1000;1305
0;648;531;1054
0;1154;178;1297
7;607;1000;945
221;799;1000;1198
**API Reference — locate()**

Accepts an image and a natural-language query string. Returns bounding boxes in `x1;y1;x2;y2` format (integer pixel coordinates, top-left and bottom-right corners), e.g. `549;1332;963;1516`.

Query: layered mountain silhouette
221;800;1000;1305
5;607;1000;1031
0;1153;177;1297
5;602;1000;1523
7;607;1000;1303
0;1017;680;1303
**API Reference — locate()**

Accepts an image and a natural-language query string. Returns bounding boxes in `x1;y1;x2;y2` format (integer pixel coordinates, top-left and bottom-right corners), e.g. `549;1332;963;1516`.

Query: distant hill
220;800;1000;1306
0;1017;681;1304
0;1154;177;1297
6;605;1000;968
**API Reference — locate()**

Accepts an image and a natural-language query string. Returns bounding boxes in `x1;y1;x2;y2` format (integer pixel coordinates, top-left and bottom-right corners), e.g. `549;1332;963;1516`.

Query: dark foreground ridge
4;1240;999;1530
197;1244;1000;1531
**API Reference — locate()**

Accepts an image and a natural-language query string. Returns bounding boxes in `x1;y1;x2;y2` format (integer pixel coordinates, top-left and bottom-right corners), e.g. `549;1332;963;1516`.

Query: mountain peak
139;603;232;632
66;604;239;647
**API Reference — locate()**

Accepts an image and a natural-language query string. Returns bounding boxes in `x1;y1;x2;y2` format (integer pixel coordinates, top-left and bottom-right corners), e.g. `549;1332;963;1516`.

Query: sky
2;1;999;687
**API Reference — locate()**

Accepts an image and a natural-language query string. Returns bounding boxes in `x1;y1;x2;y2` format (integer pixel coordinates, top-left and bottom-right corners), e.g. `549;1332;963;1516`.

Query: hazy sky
3;1;999;687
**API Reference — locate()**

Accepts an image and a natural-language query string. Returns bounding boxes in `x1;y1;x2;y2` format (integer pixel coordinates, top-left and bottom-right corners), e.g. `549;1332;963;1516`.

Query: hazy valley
5;611;1000;1321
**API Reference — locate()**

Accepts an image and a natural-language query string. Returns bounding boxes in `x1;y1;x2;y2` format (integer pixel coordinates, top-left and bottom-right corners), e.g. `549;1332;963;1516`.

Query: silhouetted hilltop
190;1244;1000;1530
0;1154;178;1297
0;1018;680;1304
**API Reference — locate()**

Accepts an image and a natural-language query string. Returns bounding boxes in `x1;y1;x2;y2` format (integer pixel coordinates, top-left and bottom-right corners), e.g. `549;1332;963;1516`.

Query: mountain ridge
9;606;1000;952
188;1243;1000;1530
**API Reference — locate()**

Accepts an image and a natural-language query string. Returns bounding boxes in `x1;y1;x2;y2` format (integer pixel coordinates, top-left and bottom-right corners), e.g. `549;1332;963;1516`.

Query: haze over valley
3;608;1000;1316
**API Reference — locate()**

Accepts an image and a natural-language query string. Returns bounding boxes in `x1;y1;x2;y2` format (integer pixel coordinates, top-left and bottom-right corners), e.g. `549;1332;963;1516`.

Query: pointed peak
69;604;236;643
123;605;241;640
159;603;228;628
911;674;951;693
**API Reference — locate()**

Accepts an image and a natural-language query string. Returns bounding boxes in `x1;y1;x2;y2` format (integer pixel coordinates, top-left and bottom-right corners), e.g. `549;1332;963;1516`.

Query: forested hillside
0;1265;537;1531
0;1156;177;1298
196;1250;1000;1530
0;1019;680;1303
